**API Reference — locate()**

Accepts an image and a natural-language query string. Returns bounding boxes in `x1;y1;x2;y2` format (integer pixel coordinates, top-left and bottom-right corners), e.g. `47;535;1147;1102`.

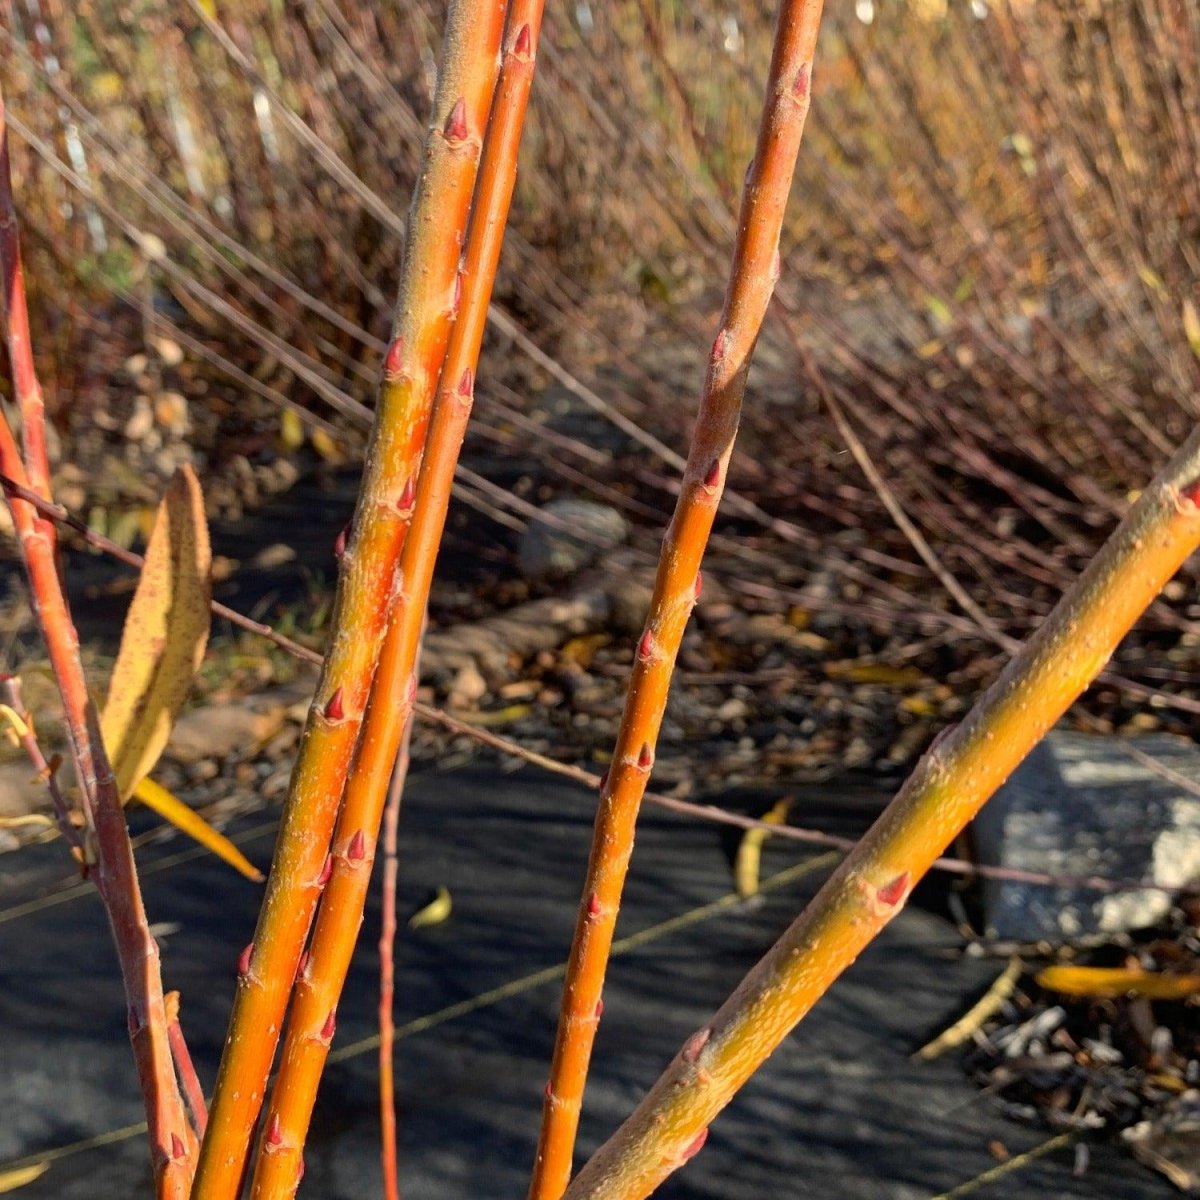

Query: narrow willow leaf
101;465;212;801
1037;965;1200;1001
0;1162;50;1193
1183;299;1200;360
133;776;263;882
734;797;792;899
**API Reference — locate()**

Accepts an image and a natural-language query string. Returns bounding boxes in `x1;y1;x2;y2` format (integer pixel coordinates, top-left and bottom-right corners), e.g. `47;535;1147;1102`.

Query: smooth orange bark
529;5;826;1197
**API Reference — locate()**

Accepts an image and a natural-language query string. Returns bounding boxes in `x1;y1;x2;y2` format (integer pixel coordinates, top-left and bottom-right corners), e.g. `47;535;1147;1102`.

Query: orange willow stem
247;12;542;1196
193;3;508;1193
528;4;825;1196
0;92;193;1197
563;431;1200;1200
7;469;1192;903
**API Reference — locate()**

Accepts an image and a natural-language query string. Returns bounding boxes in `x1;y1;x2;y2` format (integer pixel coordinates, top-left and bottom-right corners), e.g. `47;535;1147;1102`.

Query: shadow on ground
0;766;1171;1199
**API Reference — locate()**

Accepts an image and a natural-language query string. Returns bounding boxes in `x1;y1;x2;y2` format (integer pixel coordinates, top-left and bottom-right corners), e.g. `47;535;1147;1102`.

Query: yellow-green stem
564;429;1200;1200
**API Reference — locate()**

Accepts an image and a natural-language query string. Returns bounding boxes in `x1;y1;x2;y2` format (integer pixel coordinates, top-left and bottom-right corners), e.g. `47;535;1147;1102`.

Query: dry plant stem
1;673;84;860
193;2;509;1192
563;432;1200;1200
248;12;538;1194
379;717;416;1200
165;991;208;1140
0;97;192;1197
3;477;1183;901
529;4;825;1196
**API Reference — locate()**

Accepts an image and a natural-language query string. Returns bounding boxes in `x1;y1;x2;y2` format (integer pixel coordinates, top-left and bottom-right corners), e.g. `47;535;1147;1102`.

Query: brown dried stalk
247;11;541;1195
528;4;826;1197
378;712;416;1200
563;430;1200;1200
192;3;509;1193
0;89;193;1196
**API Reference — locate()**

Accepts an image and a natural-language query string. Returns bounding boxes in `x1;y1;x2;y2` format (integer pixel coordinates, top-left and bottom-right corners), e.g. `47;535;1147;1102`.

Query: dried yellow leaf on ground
409;886;453;929
1037;965;1200;1001
1184;299;1200;360
101;466;212;801
0;1161;50;1193
734;797;793;899
824;662;928;686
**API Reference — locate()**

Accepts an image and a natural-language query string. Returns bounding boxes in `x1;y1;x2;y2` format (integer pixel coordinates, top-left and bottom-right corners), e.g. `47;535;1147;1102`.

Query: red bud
444;97;468;143
876;872;909;908
384;336;404;377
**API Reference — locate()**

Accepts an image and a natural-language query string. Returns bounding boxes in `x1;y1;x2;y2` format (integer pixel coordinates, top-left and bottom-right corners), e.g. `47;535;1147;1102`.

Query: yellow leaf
825;662;927;686
0;1162;50;1193
309;428;346;464
1138;266;1167;299
101;467;212;801
1036;965;1200;1001
1183;299;1200;360
734;797;792;899
409;885;452;929
277;408;305;453
457;704;532;727
133;777;264;882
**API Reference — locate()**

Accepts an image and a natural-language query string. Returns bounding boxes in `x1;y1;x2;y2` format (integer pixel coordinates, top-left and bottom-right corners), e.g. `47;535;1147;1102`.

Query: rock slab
972;731;1200;943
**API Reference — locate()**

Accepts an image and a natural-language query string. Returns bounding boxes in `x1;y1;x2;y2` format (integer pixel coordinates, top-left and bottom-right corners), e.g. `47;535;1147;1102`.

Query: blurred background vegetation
2;0;1199;766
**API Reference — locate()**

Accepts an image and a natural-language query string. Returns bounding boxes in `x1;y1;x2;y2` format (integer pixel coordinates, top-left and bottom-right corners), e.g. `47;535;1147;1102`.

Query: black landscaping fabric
0;767;1172;1199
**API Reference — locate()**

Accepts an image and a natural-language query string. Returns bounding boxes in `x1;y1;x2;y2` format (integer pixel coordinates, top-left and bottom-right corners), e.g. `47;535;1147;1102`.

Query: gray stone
971;731;1200;943
517;498;628;581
